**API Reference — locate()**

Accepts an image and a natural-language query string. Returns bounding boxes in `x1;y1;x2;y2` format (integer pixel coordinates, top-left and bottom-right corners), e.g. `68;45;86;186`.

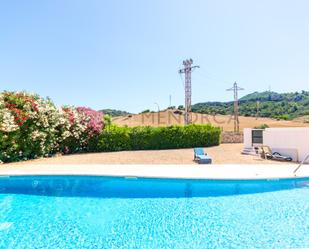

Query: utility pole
169;94;172;108
179;59;199;125
256;100;260;120
226;82;244;132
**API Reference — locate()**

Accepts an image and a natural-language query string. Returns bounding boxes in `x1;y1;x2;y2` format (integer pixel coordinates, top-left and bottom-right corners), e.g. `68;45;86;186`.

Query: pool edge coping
0;163;308;180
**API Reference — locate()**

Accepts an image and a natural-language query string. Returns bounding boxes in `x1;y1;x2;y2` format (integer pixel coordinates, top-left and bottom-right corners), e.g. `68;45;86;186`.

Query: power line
195;69;232;85
179;72;185;89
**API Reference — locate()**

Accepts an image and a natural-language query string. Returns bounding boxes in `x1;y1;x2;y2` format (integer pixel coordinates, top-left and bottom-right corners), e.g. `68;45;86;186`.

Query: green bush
98;125;131;151
274;114;290;120
104;114;112;127
97;124;221;152
254;124;269;129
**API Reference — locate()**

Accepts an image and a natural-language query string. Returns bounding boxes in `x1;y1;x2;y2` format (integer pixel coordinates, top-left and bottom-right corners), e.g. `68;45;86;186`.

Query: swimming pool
0;176;308;248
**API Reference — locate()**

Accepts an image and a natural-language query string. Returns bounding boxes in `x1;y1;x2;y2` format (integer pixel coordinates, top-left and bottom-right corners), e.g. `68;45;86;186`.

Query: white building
243;127;309;163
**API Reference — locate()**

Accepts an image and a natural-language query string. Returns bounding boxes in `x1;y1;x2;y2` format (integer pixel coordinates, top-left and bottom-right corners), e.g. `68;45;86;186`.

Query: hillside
99;109;132;117
112;110;309;131
192;91;309;120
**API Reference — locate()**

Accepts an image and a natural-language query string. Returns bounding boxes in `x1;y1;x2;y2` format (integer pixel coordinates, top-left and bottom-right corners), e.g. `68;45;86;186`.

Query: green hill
192;91;309;120
99;109;132;117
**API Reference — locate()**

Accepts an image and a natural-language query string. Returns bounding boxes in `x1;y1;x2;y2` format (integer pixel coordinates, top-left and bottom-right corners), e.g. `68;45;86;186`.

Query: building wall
263;128;309;162
243;128;252;148
244;127;309;162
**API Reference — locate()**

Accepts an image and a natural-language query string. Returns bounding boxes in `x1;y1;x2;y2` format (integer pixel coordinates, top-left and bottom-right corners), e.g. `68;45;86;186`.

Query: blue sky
1;0;308;113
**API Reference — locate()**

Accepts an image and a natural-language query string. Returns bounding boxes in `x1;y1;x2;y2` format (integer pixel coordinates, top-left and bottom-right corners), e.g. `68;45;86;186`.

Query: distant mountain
192;91;309;120
99;109;132;117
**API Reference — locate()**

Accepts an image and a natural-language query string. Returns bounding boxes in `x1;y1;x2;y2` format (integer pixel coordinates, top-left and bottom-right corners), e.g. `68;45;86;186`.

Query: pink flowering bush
60;106;104;153
0;91;104;163
76;107;104;134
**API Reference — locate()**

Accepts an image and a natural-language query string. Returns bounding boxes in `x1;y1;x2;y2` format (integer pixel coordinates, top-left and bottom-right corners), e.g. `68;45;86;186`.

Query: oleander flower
76;107;104;134
0;91;105;162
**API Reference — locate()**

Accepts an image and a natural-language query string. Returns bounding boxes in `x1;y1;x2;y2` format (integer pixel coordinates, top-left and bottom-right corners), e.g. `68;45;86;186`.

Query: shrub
104;114;112;127
98;125;131;151
59;106;86;153
0;92;63;162
273;114;290;120
0;91;104;162
97;124;221;152
254;124;269;129
301;110;309;115
60;106;104;153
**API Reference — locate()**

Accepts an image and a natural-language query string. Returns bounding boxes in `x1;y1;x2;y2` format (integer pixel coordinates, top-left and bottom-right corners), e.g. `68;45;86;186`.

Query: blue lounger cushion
196;155;212;164
194;148;205;156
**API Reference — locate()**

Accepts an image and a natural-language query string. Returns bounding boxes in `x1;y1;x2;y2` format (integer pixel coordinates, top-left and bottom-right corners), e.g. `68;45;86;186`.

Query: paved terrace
3;144;298;165
1;144;308;180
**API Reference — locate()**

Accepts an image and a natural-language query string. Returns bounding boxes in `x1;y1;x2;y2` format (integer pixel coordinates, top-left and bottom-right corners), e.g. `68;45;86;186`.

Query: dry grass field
113;110;309;131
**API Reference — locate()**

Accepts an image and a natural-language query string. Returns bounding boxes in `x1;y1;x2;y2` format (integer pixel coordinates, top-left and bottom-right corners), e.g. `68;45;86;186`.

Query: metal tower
226;82;244;132
179;59;199;125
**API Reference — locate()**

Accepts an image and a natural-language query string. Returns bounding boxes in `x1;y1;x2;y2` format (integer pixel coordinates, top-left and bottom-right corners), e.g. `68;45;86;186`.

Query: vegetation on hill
99;109;132;117
192;91;309;120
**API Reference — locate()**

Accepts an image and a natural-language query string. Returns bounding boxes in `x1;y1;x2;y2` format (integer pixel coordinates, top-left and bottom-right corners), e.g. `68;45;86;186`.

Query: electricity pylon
227;82;244;132
179;59;199;125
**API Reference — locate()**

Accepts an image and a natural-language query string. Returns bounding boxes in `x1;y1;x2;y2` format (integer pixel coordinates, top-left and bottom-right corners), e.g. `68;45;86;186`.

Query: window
252;130;263;144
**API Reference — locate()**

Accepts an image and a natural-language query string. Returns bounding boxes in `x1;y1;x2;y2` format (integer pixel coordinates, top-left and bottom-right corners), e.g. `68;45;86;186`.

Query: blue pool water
0;176;308;249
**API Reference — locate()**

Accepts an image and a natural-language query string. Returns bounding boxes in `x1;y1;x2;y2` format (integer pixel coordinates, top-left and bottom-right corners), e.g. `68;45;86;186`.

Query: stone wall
221;131;244;143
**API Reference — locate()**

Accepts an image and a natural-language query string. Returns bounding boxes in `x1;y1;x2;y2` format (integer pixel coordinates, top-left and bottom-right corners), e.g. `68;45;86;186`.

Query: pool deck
3;144;294;165
0;164;308;180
